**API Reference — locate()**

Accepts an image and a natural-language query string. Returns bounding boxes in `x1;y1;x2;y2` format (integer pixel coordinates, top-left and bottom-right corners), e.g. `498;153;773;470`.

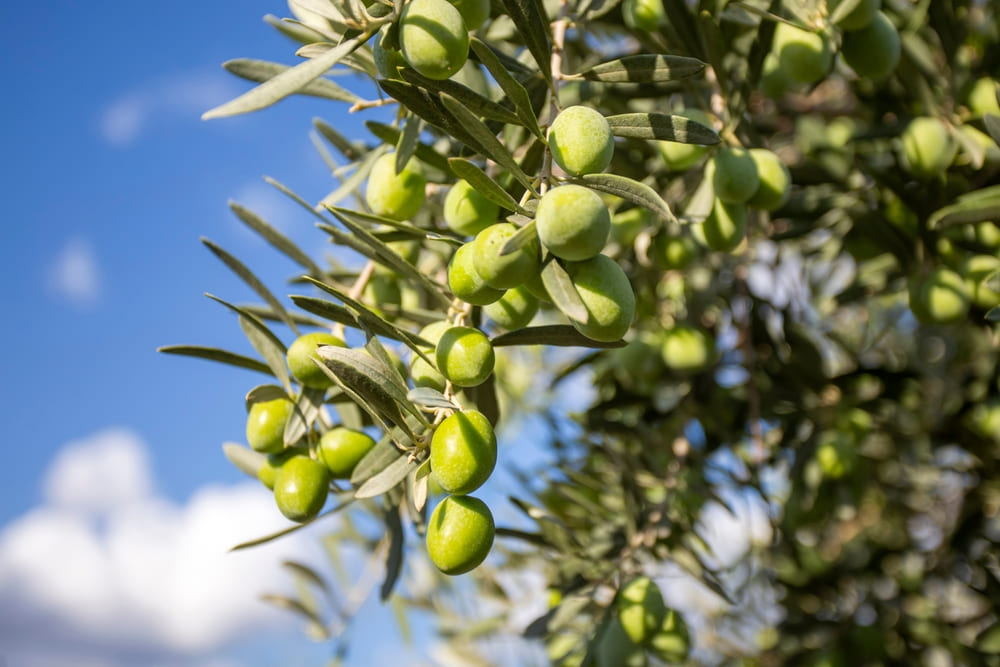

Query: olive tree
161;0;1000;663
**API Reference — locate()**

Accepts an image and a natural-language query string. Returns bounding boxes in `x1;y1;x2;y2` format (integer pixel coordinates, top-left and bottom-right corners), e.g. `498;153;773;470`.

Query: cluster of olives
761;2;901;96
594;577;689;666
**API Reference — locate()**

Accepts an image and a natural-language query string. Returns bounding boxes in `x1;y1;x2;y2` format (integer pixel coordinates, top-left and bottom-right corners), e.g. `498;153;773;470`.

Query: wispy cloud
98;70;240;147
0;429;328;665
46;237;102;309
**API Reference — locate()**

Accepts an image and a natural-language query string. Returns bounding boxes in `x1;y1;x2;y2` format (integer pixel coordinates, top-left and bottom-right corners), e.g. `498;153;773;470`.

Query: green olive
616;576;667;645
449;0;490;31
411;321;452;392
318;427;377;479
746;148;791;212
448;241;505;306
484;285;539;330
661;324;714;373
900;117;956;179
287;332;347;389
652;233;698;271
841;11;900;81
712;147;760;204
365;152;427;220
622;0;666;31
658;109;713;172
968;77;1000;117
473;222;541;289
273;455;331;522
399;0;470;80
908;267;969;324
435;325;495;387
773;22;833;84
829;0;880;30
547;106;615;176
564;254;636;342
430;410;497;495
648;609;690;663
246;395;294;454
535;184;611;261
961;254;1000;309
425;495;495;574
696;198;747;252
444;179;499;236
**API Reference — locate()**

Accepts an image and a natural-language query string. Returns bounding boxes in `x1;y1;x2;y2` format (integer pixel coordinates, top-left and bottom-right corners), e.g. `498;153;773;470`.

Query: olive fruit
968;77;1000;117
830;0;880;30
372;25;406;79
547;106;615;176
652;233;698;271
697;198;747;252
661;324;714;372
535;184;611;261
473;222;540;289
617;576;667;645
450;0;490;31
435;325;495;387
430;410;497;495
712;147;760;204
287;332;347;389
564;254;636;342
273;455;331;522
364;152;427;220
425;495;495;574
746;148;791;212
257;450;295;490
246;395;294;454
961;254;1000;309
622;0;666;31
648;609;690;663
610;206;653;247
908;267;969;324
841;11;900;81
318;427;376;479
484;285;539;330
773;22;833;84
900;117;956;179
595;617;646;667
816;432;855;479
411;320;451;392
658;108;713;172
399;0;469;80
444;179;499;236
448;241;505;306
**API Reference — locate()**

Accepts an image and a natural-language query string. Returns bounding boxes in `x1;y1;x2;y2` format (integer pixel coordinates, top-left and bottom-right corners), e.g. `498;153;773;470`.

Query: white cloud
0;429;329;665
46;237;102;308
98;70;240;147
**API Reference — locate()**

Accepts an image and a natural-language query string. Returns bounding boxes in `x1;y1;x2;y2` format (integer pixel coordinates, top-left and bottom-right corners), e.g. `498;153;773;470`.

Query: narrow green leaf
377;79;485;153
290;295;360;330
202;238;300;335
575;173;677;225
222;58;359;102
606;113;719;144
697;11;729;97
448;157;524;213
317;346;423;424
469;38;544;140
229;494;355;551
312;356;396;435
260;594;326;627
407;387;460;410
351;434;405;485
928;198;1000;229
439;93;536;192
203;33;367;119
363;334;415;409
282;561;333;600
223;442;266;479
206;294;293;393
229;202;326;279
977;622;1000;652
498;0;552;84
157;345;273;375
284;386;326;447
499;219;537;256
540;258;589;324
410;459;431;513
576;54;705;83
986;114;1000;146
381;507;405;600
245;384;290;409
491;324;627;348
355;455;418;498
314;117;364;161
264;13;334;46
400;68;522;126
395;113;423;174
986;305;1000;322
318;145;386;210
827;0;863;25
365;120;453;174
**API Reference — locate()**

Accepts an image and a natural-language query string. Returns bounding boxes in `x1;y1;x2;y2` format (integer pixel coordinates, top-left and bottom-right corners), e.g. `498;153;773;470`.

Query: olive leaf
316;345;422;429
284;386;327;447
395;113;423;173
447;158;526;213
381;506;405;600
576;54;706;83
365;120;454;175
206;294;293;393
245;384;290;409
498;0;552;84
469;38;544;140
573;173;678;225
540;258;589;324
377;79;488;155
351;434;406;486
399;68;522;126
407;386;460;410
355;454;419;498
157;345;273;375
606;113;720;144
314;117;364;161
491;324;627;348
223;442;267;479
222;58;359;102
229;202;326;280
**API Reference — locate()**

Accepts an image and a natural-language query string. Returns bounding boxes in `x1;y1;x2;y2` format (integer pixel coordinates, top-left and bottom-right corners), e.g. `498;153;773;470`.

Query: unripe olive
273;455;331;522
365;152;427;221
547;106;615;176
622;0;666;31
449;0;490;31
257;450;295;490
473;223;540;289
484;285;539;330
595;617;646;667
697;198;747;252
430;410;497;494
658;108;713;172
661;324;714;372
841;11;900;81
448;241;505;306
362;274;402;315
908;267;969;324
372;25;406;79
564;254;636;342
712;147;759;204
648;609;690;663
318;427;377;479
535;185;611;261
746;148;791;212
617;576;667;645
816;432;855;479
411;320;451;392
425;495;495;574
652;233;698;271
522;271;552;303
773;22;833;84
246;395;295;454
968;77;1000;117
900;117;956;179
760;52;794;99
444;179;499;236
287;332;347;389
436;325;495;387
961;254;1000;309
610;207;654;247
830;0;880;30
960;125;1000;164
399;0;470;81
